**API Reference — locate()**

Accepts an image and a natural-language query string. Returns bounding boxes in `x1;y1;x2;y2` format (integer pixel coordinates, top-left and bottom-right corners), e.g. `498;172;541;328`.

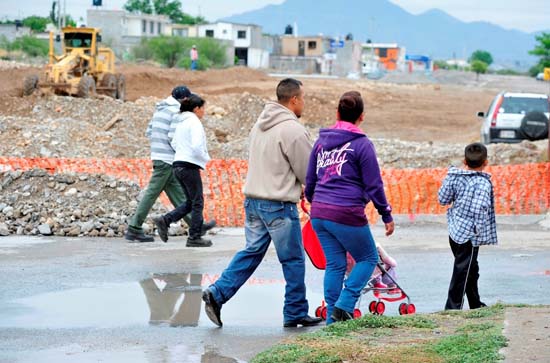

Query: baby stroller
300;200;416;319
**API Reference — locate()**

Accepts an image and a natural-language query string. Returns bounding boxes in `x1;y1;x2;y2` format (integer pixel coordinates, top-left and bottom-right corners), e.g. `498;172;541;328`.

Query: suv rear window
501;97;549;114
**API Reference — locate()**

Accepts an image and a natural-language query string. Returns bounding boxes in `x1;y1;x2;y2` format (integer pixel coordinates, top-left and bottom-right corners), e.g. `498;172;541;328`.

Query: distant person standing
190;45;198;71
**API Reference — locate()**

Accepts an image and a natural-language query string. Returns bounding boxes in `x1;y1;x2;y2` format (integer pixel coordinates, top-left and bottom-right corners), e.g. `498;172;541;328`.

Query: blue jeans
209;198;309;322
311;219;378;324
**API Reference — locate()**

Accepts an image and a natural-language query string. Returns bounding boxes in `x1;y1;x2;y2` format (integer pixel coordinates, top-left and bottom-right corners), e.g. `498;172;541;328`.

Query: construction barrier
0;157;548;227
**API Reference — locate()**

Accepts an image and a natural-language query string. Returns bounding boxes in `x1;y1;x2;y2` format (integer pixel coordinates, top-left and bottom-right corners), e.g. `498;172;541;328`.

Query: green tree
471;60;488;80
10;36;49;57
470;50;493;66
22;16;50;33
124;0;153;14
528;32;550;76
50;1;57;24
123;0;205;24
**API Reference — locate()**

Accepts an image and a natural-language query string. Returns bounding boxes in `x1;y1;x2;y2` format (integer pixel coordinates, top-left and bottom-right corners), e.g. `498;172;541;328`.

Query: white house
197;21;269;69
87;9;170;50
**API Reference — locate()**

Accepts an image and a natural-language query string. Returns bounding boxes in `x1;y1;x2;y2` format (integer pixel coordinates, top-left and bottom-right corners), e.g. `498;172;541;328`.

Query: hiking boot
153;216;169;242
202;289;222;327
331;306;354;322
201;220;217;236
124;229;154;243
186;236;212;247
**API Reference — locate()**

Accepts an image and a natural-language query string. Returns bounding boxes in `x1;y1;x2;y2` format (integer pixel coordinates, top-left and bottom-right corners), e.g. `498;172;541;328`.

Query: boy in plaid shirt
438;143;498;310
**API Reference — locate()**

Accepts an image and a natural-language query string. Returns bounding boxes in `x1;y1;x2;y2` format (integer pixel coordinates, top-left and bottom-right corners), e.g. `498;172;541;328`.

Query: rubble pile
0;169;183;237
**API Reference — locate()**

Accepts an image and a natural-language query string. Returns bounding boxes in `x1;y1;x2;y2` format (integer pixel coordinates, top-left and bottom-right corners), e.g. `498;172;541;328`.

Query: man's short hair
465;142;487;168
276;78;303;102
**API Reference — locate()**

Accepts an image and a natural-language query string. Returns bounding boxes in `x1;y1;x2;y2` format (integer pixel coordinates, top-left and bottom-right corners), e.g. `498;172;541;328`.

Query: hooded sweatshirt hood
257;101;298;131
156;96;180;112
316;128;366;151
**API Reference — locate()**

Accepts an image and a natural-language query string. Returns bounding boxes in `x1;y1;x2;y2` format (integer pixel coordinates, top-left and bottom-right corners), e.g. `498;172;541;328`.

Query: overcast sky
1;0;548;33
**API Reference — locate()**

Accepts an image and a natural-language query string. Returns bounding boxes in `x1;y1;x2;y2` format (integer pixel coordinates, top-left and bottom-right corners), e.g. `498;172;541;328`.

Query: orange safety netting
0;157;548;227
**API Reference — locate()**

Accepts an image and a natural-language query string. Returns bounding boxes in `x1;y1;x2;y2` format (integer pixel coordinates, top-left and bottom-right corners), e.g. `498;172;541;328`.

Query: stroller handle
300;198;310;215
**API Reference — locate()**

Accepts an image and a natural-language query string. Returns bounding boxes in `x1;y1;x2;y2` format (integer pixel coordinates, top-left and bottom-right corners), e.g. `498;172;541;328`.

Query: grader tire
23;74;39;96
77;76;96;98
116;74;126;101
101;73;117;98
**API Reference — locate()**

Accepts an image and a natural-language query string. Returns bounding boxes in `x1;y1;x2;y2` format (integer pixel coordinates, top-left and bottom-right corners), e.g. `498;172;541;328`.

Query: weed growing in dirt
250;344;340;363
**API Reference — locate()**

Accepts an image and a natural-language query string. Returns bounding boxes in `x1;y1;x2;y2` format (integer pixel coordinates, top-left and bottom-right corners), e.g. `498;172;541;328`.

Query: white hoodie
169;111;211;169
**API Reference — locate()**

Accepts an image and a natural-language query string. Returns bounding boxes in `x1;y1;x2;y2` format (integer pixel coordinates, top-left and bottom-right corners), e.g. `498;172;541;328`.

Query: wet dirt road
0;219;549;362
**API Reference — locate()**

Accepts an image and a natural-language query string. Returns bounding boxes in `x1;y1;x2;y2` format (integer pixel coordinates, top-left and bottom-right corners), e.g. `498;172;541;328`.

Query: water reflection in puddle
0;272;322;329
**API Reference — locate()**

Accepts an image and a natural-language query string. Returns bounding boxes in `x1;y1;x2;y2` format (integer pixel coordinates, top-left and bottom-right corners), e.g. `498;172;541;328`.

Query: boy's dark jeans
445;237;482;310
164;166;204;239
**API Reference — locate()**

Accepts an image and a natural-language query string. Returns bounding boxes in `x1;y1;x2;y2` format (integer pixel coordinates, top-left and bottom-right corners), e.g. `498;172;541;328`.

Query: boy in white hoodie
154;94;215;247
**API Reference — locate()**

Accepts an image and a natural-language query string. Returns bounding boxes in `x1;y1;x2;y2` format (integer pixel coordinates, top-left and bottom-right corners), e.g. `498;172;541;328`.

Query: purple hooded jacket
305;124;392;226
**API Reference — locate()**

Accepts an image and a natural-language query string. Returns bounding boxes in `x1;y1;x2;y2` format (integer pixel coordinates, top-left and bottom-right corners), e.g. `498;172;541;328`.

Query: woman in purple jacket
305;91;394;324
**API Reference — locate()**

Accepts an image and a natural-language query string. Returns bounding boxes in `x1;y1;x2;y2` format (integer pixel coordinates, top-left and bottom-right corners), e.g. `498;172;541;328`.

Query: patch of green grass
250;344;341;363
463;304;504;319
321;314;437;336
430;324;507;363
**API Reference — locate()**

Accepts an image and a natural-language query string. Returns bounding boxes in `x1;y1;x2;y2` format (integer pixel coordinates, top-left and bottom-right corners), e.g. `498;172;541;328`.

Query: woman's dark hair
180;94;205;113
338;91;364;123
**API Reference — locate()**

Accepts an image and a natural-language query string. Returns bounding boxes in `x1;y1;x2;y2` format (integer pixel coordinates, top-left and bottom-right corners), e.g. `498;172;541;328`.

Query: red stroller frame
300;200;416;319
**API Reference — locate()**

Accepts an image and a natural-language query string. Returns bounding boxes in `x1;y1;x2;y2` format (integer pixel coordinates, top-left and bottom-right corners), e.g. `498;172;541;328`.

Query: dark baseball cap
171;85;191;100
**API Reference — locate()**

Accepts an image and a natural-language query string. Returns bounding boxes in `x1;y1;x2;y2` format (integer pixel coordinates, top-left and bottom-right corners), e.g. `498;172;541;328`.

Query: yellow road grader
23;27;125;100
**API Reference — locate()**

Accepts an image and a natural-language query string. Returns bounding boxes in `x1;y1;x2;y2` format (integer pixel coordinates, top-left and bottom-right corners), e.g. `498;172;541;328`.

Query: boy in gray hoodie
438;142;498;310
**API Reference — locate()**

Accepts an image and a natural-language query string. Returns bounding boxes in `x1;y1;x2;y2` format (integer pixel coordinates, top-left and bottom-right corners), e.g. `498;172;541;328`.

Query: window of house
157;22;161;34
378;48;388;58
237;30;246;39
150;21;154;34
308;41;317;50
205;29;214;37
142;20;146;33
222;29;227;34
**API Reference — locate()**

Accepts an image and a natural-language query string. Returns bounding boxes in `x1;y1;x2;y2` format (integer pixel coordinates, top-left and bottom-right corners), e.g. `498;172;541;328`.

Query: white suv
478;92;549;144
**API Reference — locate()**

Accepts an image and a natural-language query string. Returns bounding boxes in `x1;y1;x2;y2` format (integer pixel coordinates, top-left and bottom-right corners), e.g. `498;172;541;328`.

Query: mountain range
222;0;543;67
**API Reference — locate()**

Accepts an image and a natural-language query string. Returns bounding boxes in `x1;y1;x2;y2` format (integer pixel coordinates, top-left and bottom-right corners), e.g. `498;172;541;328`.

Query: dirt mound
121;65;270;101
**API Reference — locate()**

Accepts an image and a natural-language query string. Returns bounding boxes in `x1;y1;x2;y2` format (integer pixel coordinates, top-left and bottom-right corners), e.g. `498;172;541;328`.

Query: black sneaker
124;229;154;243
331;307;354;322
153;217;169;242
201;220;217;236
186;236;212;247
202;289;222;327
283;315;323;328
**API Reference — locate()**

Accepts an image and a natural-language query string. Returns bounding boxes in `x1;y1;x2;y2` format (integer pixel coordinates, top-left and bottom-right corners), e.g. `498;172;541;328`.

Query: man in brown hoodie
202;78;322;328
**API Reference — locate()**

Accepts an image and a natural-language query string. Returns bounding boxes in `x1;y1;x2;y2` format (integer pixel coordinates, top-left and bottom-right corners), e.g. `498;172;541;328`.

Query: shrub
7;36;49;57
131;36;226;69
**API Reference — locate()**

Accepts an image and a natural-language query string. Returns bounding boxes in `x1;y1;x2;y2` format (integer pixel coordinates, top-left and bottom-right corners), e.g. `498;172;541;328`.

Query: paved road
0;220;549;362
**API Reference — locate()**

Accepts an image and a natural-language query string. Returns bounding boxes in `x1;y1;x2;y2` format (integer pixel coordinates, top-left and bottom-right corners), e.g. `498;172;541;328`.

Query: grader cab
23;27;125;100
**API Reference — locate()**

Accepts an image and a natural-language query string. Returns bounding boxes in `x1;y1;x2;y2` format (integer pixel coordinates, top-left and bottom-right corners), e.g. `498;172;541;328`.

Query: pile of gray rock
0;168;180;237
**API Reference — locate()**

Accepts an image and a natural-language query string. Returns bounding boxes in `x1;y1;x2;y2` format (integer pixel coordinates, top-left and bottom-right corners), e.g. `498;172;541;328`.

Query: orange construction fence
0;157;548;227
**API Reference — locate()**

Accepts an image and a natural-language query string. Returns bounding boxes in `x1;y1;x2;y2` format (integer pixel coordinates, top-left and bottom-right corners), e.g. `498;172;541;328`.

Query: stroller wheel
399;303;407;315
369;301;376;314
353;308;362;318
407;303;416;315
315;306;323;318
321;306;328;320
375;301;385;315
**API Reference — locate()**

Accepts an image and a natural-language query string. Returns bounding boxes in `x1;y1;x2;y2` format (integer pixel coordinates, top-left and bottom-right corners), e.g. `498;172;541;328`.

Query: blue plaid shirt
438;166;498;246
